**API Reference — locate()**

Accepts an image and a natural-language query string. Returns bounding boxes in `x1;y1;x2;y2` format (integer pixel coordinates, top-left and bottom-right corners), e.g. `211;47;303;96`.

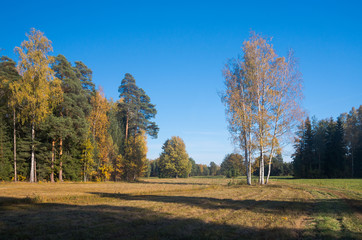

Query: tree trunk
244;135;251;185
59;137;63;182
83;161;87;182
13;109;17;182
247;132;252;185
34;158;37;182
30;122;35;183
50;140;55;183
125;111;129;141
259;147;264;185
266;155;272;184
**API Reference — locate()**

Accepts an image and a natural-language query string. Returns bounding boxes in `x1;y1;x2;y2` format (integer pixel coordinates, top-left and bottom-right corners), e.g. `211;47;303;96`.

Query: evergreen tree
355;106;362;178
51;54;93;181
304;117;315;177
313;119;328;177
118;73;158;141
148;159;159;177
189;158;198;176
345;107;360;177
0;56;20;181
292;119;305;178
293;113;352;179
209;161;218;176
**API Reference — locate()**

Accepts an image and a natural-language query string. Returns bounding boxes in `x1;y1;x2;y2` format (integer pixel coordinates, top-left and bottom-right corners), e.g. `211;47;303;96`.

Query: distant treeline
146;153;293;178
147;158;221;178
293;106;362;178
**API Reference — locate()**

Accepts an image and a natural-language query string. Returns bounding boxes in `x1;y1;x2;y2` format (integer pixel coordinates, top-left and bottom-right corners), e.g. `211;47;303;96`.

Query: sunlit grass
0;178;361;239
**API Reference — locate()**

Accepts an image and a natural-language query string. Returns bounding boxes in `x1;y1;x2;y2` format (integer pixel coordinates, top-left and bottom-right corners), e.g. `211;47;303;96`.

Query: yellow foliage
121;131;148;181
88;88;112;179
14;28;63;125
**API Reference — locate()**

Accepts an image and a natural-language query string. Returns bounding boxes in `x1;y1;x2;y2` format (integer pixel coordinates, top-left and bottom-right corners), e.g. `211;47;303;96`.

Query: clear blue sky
1;0;361;164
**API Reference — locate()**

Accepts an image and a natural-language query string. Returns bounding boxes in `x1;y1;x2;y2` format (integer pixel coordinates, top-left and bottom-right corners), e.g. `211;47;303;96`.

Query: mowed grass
0;178;361;240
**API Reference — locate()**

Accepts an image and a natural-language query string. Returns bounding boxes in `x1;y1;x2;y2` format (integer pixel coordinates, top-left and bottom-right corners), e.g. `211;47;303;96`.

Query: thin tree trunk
30;122;35;183
266;155;272;184
13;109;17;182
83;159;87;182
259;146;264;185
125;111;129;140
50;140;55;183
266;142;276;184
244;135;251;185
247;132;252;185
34;159;37;182
259;151;262;184
59;137;63;182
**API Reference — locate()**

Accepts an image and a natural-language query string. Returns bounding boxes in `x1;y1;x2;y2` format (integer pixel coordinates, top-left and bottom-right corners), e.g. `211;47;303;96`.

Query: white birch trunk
30;122;35;182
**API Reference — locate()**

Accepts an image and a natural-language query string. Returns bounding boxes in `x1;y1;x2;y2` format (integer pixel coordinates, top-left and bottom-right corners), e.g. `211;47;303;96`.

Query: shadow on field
90;192;361;216
0;196;358;240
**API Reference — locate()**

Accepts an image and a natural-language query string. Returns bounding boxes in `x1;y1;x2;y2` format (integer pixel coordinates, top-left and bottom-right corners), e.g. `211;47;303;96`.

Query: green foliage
108;100;124;156
149;159;159;177
0;117;12;181
0;30;162;182
253;154;293;177
220;153;244;178
118;73;158;139
81;131;95;182
209;161;219;176
1;31;162;183
51;54;94;181
293;106;362;178
158;136;191;178
120;132;148;181
0;82;12;180
189;158;198;176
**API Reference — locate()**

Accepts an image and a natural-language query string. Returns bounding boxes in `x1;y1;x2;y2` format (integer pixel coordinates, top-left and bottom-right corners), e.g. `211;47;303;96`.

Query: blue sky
1;1;361;164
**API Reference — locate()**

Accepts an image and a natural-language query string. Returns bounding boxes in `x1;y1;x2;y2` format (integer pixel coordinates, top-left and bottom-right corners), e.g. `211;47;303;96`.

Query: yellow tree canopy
14;28;62;125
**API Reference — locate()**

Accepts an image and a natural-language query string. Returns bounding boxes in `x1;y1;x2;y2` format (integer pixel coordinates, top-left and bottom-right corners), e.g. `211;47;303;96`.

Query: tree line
293;106;362;178
147;151;293;179
219;153;292;178
0;28;226;182
0;29;158;182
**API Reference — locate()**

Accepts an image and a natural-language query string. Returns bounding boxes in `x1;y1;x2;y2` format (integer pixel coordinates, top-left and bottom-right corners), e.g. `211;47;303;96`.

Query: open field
0;178;361;240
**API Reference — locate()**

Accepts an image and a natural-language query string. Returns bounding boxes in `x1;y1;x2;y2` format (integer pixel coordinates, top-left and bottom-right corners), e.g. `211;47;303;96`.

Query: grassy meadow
0;178;361;240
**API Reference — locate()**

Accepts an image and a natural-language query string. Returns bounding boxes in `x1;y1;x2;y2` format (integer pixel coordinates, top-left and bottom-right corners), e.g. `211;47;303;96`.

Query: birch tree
222;56;254;185
88;88;111;180
265;50;303;184
222;31;303;185
15;28;62;182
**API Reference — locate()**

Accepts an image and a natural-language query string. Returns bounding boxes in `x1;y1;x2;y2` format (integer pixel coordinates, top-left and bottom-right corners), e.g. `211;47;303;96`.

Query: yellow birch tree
14;28;62;182
88;88;112;180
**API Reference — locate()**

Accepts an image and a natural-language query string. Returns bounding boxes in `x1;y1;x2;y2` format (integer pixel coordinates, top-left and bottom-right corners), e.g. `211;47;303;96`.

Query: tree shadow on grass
1;196;358;240
90;192;362;216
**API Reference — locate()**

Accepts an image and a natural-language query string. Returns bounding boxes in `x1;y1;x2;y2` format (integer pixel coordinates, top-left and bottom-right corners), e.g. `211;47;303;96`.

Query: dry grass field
0;177;361;239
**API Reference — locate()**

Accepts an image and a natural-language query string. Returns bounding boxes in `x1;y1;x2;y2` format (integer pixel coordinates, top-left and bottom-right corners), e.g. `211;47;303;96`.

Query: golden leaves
14;28;62;125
